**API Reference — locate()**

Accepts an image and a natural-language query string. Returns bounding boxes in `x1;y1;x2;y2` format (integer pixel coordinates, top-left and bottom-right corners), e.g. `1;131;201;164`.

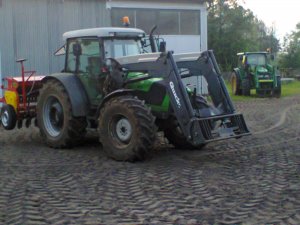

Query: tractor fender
42;73;89;117
233;68;241;79
96;89;135;118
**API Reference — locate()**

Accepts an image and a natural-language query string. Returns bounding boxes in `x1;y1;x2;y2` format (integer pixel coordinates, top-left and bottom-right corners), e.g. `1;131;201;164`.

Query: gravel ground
0;96;299;225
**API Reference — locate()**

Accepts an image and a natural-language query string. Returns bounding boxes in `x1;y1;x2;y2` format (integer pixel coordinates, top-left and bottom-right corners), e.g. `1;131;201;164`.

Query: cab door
65;38;105;106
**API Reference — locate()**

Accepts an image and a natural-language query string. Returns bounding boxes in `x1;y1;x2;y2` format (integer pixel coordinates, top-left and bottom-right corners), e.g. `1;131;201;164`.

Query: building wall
0;0;207;77
0;0;109;76
108;0;207;53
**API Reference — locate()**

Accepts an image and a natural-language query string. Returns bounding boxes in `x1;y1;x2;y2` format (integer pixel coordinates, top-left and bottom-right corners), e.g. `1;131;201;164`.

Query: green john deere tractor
36;26;250;161
231;52;281;97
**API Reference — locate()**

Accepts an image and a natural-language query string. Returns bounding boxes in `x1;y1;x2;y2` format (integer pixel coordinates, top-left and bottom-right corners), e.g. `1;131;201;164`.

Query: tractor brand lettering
169;82;181;108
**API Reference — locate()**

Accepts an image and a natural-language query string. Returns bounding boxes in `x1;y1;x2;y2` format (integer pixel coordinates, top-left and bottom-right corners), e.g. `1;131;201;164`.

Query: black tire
242;79;251;96
98;96;157;161
230;72;242;95
37;79;87;148
164;117;206;150
256;89;266;97
273;76;281;98
0;104;17;130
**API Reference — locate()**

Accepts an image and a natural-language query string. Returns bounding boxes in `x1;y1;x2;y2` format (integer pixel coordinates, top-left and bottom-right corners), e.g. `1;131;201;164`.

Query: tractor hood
256;65;269;74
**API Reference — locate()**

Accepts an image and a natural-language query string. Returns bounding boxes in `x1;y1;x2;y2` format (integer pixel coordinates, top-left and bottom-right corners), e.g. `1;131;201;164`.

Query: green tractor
231;52;281;97
36;27;250;161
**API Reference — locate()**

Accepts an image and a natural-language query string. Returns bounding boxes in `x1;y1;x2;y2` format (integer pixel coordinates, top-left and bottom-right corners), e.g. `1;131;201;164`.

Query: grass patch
281;81;300;97
225;80;300;101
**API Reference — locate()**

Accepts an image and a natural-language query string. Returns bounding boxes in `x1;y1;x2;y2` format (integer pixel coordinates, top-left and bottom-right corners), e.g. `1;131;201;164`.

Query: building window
157;10;180;35
111;8;200;35
180;10;200;35
111;8;136;27
136;9;156;34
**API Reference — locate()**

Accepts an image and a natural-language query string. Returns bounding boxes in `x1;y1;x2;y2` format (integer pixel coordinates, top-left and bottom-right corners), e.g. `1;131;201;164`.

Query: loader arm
174;50;235;115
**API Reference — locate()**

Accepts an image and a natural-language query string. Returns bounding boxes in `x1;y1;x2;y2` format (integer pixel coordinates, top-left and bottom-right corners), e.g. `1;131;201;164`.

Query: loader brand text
169;81;181;108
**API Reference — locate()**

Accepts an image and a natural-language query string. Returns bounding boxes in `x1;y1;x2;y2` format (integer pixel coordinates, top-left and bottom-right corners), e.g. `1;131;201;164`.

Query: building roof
63;27;145;40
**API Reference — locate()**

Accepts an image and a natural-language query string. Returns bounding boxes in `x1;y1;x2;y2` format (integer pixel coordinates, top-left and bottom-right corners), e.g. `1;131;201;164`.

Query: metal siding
0;0;109;76
0;0;15;75
12;0;50;75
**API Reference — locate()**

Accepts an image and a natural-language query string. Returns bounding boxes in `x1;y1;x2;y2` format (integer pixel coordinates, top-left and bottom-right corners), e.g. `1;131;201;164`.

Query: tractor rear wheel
0;104;17;130
98;96;157;161
242;79;251;96
37;80;87;148
164;117;206;150
230;72;242;95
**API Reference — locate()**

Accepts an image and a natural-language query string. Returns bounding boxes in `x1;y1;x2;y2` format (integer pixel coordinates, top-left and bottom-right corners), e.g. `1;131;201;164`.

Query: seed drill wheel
98;96;157;161
230;72;242;95
37;80;87;148
0;104;17;130
164;117;206;150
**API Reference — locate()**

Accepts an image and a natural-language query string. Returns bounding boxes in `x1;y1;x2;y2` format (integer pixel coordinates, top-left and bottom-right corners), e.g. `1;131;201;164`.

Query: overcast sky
239;0;300;41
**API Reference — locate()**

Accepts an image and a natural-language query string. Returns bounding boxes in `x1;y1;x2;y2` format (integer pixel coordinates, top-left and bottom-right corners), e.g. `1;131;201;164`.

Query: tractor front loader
114;51;250;149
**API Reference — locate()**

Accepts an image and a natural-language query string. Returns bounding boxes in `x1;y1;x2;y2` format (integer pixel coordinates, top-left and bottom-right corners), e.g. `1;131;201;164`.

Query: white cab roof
63;27;145;41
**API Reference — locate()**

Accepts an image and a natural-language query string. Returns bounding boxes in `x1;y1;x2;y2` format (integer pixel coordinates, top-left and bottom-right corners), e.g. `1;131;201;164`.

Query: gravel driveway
0;96;299;225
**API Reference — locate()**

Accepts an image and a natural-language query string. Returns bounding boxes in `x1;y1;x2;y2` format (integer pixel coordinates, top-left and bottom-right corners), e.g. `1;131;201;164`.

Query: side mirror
159;41;166;52
73;43;82;57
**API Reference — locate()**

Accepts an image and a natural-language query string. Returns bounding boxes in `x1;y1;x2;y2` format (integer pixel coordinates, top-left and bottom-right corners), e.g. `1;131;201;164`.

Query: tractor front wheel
98;96;157;161
164;118;206;150
37;80;87;148
273;77;281;98
0;104;17;130
242;79;251;96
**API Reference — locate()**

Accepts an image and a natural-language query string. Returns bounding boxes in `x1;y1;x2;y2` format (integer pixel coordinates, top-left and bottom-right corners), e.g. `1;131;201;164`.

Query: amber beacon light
122;16;130;27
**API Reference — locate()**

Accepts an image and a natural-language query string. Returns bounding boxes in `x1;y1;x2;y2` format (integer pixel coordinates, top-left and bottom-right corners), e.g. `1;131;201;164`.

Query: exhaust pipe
149;25;157;53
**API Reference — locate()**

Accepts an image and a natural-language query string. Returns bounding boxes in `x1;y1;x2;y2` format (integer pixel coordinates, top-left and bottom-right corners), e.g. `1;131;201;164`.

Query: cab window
103;39;142;58
66;38;102;75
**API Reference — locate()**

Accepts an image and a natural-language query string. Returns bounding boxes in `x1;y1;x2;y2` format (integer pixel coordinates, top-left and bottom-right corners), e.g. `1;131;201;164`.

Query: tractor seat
16;58;27;63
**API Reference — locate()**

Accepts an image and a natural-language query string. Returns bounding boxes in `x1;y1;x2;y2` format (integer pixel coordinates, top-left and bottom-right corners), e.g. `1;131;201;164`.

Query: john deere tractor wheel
0;104;17;130
37;79;87;148
242;79;251;96
230;72;242;95
164;117;206;150
256;89;265;97
273;76;281;98
99;96;157;161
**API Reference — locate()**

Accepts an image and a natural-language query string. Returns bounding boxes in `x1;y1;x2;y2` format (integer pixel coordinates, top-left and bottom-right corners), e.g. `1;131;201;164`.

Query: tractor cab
60;28;146;105
55;27;164;106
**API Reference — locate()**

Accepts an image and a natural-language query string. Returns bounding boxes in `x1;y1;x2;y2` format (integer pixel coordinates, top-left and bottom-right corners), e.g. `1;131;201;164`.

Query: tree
279;23;300;69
